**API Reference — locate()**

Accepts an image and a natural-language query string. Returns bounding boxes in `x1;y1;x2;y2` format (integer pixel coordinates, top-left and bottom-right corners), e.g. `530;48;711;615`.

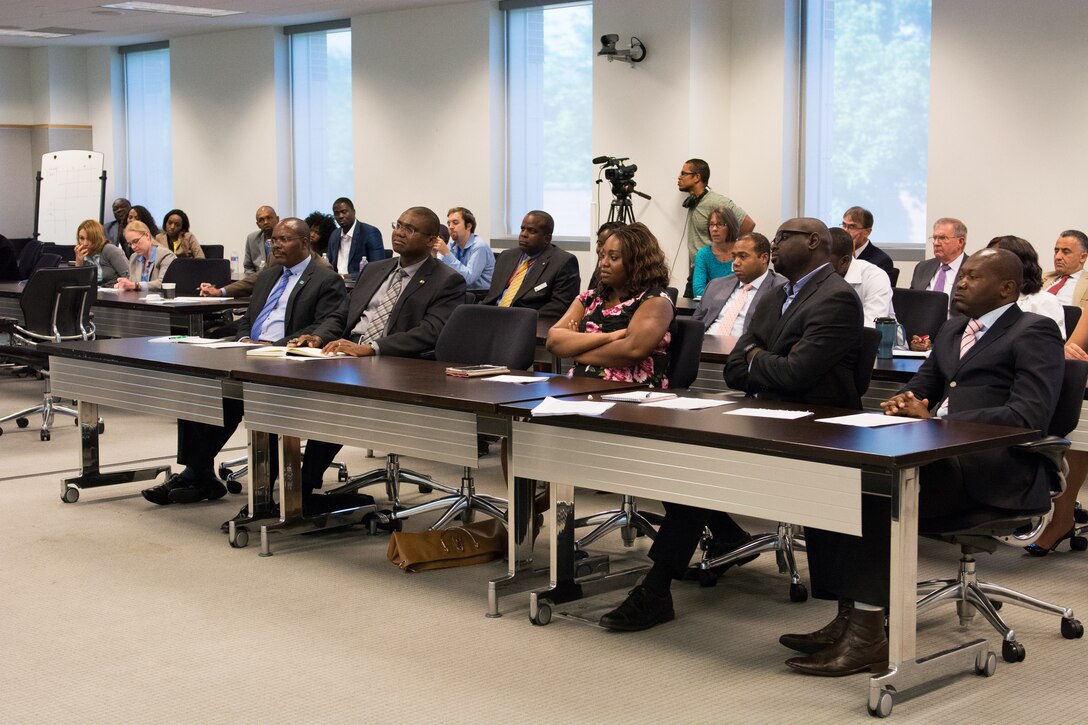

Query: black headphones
682;188;708;209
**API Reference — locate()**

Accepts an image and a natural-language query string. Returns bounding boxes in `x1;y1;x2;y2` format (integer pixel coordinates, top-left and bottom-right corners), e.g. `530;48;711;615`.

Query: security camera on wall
598;34;647;65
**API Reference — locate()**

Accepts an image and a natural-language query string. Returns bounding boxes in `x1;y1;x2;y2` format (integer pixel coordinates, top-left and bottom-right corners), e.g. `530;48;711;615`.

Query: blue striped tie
250;269;293;341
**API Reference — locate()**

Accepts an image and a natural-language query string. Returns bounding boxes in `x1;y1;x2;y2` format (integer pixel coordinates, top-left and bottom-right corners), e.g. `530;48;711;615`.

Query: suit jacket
693;269;787;333
317;256;466;357
236;258;346;345
243;230;271;274
909;257;941;291
155;231;204;259
127;248;176;292
725;265;863;408
857;241;895;280
1042;270;1088;309
327;220;384;280
480;244;580;319
904;305;1063;510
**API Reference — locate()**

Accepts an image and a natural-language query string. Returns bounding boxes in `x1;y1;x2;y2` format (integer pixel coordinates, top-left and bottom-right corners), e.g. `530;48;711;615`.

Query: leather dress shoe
220;503;279;533
683;532;758;581
779;598;852;654
141;473;188;506
599;585;675;631
785;607;888;677
168;474;228;504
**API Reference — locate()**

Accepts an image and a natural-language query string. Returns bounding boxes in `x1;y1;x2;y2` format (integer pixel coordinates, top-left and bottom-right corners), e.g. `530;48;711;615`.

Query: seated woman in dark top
156;208;204;258
126;205;160;237
74;219;129;287
547;222;674;387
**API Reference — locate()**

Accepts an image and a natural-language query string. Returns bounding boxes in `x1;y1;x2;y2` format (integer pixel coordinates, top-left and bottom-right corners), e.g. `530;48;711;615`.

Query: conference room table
498;389;1041;716
0;280;247;337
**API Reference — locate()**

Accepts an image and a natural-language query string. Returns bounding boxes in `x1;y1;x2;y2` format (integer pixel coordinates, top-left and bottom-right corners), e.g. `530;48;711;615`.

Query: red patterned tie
1047;276;1069;295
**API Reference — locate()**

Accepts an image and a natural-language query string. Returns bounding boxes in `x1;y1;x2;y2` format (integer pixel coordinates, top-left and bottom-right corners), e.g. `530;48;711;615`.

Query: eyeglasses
392;221;420;235
772;229;810;245
269;235;304;245
678;171;698;177
928;235;963;243
840;222;866;231
708;222;728;229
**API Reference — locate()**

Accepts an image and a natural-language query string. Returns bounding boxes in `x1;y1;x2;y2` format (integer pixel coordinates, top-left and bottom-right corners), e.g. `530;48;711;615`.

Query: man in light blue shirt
437;206;494;292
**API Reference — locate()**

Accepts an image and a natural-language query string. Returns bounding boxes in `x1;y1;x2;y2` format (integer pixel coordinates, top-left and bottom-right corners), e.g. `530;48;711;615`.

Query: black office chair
1062;305;1081;342
892;288;949;341
42;243;77;264
0;267;99;440
664;286;679;304
162;258;231;296
888;266;901;288
16;240;43;279
329;305;538;529
201;244;225;260
916;359;1087;662
692;327;883;599
573;317;705;549
34;253;64;272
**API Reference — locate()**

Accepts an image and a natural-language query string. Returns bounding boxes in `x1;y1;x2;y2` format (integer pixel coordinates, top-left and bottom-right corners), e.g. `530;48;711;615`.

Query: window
505;1;593;237
288;23;352;217
123;43;172;218
802;0;932;248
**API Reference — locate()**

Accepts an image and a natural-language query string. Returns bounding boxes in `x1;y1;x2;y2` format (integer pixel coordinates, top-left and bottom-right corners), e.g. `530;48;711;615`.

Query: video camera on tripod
594;155;651;224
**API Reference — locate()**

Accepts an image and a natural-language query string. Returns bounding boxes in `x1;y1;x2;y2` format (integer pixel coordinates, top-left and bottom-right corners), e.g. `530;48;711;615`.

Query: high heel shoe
1024;527;1074;557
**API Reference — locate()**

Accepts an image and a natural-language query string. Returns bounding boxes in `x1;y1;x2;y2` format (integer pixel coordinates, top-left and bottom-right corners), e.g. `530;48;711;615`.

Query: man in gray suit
693;232;785;336
909;217;967;295
198;205;279;298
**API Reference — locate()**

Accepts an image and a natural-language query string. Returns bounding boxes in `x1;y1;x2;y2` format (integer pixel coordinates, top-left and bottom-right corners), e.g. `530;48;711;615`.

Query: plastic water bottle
230;254;239;275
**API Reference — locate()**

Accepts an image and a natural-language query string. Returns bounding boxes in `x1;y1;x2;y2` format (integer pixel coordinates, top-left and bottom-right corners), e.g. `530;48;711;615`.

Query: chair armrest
1015;435;1071;496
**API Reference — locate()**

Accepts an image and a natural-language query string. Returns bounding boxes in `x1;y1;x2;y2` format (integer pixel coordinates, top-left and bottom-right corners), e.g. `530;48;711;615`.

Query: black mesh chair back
1049;359;1088;438
888;267;901;287
666;317;705;389
42;243;77;263
32;253;64;272
854;327;882;397
162;258;231;296
892;288;949;340
1063;305;1081;342
16;240;43;279
664;287;679;304
201;244;225;260
434;305;537;369
18;266;97;341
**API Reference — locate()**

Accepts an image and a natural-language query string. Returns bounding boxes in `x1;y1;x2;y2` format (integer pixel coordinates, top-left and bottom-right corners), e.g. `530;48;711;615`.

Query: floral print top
570;287;673;387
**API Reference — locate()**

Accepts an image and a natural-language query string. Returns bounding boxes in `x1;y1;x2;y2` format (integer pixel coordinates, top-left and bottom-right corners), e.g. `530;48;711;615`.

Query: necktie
498;255;532;307
716;283;753;336
250;269;293;341
359;268;408;343
960;318;982;358
1047;275;1070;295
932;263;952;293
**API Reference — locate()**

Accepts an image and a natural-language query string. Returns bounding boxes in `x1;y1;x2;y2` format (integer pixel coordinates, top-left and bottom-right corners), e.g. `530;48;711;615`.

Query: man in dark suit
909;217;967;294
481;210;580;319
141;218;347;506
104;197;131;250
785;248;1063;677
842;206;895;282
599;218;864;632
693;231;786;336
328;196;385;279
289;206;467;493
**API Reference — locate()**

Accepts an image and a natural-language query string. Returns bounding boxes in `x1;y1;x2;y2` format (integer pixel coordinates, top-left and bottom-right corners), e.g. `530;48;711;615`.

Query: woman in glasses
692;206;739;298
114;220;175;292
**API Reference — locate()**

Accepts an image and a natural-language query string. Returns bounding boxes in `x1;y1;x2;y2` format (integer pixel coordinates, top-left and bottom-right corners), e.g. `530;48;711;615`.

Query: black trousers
300;439;342;497
648;502;751;576
177;398;278;482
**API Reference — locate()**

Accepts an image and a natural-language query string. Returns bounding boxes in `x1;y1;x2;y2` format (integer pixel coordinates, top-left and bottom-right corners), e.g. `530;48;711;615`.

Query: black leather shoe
168;475;228;504
220;503;280;533
141;473;188;506
599;585;675;631
779;598;852;654
785;607;888;676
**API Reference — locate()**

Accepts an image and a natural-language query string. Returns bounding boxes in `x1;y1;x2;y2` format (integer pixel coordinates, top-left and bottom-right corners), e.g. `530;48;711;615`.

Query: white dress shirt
1046;269;1082;306
707;270;770;336
1018;291;1066;338
926;253;965;294
845;258;894;327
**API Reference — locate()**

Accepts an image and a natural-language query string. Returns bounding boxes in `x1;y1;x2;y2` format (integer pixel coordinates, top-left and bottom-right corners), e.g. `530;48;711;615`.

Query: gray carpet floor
1;372;1085;723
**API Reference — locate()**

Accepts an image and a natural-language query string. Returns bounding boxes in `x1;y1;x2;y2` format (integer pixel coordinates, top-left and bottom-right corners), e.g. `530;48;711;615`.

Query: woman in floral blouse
547;222;674;387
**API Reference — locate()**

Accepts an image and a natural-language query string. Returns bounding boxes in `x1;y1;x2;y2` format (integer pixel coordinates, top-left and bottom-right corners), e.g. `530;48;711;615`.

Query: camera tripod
607;195;638;224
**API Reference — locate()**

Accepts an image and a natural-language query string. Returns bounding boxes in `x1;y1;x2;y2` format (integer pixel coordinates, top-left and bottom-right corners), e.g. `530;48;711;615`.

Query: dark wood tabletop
39;337;248;377
499;390;1039;470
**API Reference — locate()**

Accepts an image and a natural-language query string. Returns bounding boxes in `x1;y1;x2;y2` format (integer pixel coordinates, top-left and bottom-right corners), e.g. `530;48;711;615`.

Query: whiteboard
36;150;105;245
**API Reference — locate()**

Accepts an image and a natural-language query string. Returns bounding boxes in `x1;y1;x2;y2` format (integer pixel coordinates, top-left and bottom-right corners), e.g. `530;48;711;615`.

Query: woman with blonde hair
114;220;175;292
74;219;129;287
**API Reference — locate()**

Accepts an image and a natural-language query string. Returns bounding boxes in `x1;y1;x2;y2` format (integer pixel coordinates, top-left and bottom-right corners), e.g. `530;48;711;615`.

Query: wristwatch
742;343;760;357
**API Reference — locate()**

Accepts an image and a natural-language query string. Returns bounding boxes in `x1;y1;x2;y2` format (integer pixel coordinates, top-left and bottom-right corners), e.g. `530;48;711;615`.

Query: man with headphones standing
678;158;755;298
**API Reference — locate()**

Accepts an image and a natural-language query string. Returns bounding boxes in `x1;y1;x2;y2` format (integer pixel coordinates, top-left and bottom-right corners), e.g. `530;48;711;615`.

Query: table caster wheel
226;480;243;495
790;582;809;602
531;600;553;626
16;417;28;428
975;650;997;677
230;527;249;548
1002;639;1026;662
868;688;893;718
40;430;50;441
698;569;719;588
1061;617;1083;639
62;487;80;503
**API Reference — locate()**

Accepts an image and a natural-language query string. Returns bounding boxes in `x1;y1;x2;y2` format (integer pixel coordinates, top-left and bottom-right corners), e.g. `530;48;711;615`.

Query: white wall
170;27;288;258
929;0;1088;265
86;47;124;204
0;47;33;124
353;1;498;245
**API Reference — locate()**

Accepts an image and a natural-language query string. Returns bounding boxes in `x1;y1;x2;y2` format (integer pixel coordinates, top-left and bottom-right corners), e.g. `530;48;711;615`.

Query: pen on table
642;391;652;398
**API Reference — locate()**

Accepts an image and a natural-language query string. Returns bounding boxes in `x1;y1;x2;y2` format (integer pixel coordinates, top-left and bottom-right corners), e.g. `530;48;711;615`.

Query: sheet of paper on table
817;413;923;427
531;396;614;417
724;407;812;420
485;375;548;384
644;397;735;410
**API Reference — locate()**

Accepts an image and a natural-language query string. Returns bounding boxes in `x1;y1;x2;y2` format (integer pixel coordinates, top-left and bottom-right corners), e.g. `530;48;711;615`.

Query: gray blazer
909;257;941;291
127;248;176;292
693;270;787;333
243;230;270;274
